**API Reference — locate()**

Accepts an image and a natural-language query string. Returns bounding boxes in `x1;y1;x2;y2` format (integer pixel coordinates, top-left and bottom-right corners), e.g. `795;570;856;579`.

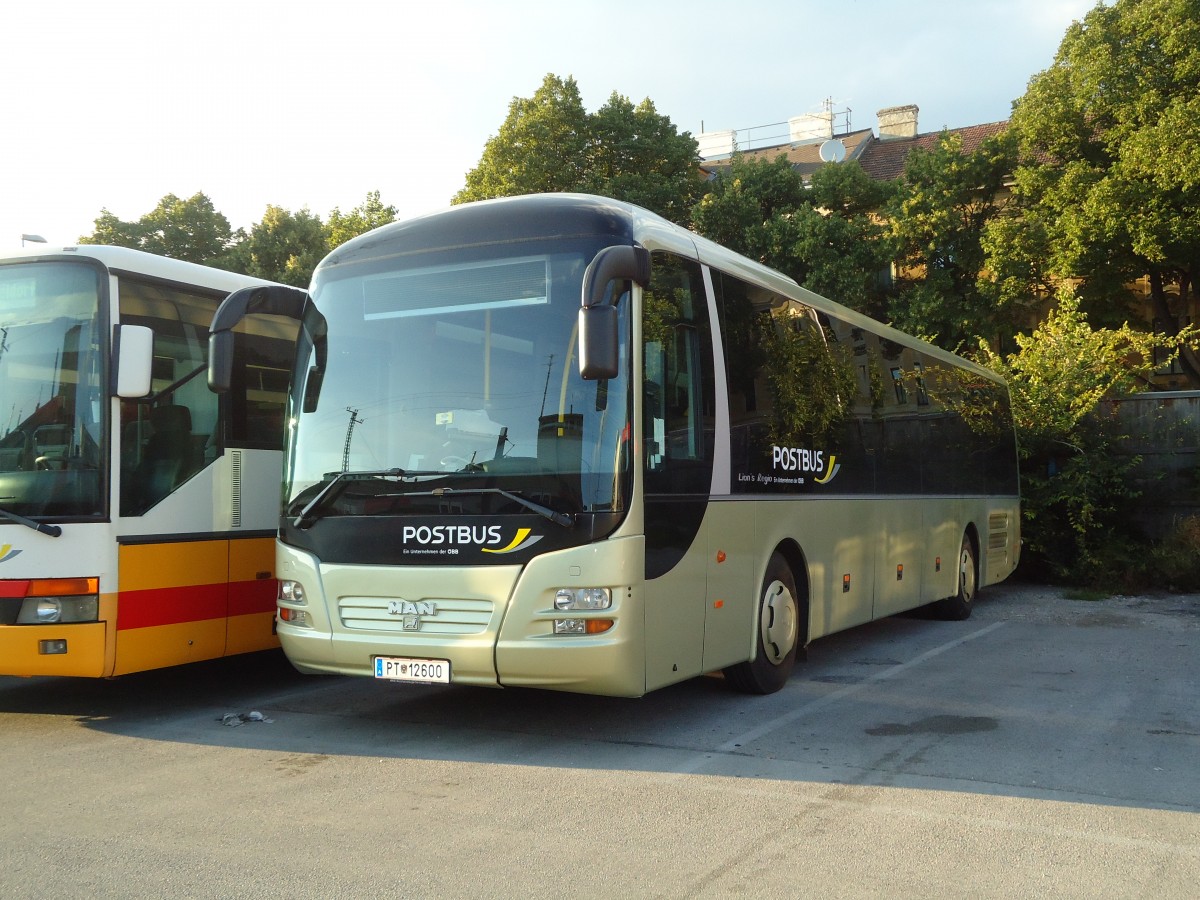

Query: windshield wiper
430;487;574;528
293;468;408;529
0;506;62;537
292;471;574;530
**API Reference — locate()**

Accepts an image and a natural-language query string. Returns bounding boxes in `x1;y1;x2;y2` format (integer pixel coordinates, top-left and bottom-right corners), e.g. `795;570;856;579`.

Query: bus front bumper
0;622;108;677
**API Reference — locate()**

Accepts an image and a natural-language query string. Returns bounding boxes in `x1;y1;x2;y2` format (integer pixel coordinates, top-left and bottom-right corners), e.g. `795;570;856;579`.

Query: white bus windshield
285;242;631;522
0;261;105;518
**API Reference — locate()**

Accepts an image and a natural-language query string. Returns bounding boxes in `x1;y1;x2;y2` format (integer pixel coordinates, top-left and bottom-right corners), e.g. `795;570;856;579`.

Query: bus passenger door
641;254;714;691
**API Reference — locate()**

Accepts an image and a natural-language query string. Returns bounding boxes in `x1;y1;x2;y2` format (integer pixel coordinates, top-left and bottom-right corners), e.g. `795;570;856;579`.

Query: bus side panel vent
987;511;1009;566
230;450;243;528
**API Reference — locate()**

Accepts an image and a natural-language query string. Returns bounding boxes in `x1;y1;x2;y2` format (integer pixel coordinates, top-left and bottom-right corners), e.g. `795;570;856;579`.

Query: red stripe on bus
117;579;277;630
117;583;228;630
0;581;31;598
230;579;277;617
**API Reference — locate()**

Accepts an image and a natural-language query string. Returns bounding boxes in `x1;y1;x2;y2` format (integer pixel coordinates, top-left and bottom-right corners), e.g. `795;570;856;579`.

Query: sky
2;0;1102;249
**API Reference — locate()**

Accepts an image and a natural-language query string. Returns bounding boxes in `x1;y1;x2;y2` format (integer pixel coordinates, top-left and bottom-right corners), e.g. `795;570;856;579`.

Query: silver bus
208;194;1020;697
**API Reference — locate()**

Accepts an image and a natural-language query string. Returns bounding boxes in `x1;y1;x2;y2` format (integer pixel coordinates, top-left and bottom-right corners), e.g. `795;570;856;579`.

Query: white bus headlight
553;587;612;610
279;580;307;605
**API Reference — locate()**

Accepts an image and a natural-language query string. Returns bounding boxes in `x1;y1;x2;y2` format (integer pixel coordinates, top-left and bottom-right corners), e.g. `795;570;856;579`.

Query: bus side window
642;253;713;495
118;277;220;516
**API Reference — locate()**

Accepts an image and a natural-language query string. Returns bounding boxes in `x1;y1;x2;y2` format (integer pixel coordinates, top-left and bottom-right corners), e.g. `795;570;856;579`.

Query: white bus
0;245;295;677
208;194;1020;697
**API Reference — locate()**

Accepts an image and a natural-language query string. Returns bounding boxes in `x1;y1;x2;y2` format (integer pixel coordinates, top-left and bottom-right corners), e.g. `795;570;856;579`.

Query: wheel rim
759;578;798;666
959;545;976;603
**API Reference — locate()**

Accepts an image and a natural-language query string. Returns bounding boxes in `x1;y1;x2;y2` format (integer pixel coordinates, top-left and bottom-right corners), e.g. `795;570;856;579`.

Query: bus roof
319;193;1005;386
0;244;273;295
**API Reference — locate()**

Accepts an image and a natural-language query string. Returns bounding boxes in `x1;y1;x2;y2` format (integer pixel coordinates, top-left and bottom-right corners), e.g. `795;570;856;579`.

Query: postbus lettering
771;445;826;473
401;525;504;546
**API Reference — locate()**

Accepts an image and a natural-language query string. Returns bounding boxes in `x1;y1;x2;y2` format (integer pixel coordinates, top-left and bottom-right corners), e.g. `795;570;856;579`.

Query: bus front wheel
724;552;799;694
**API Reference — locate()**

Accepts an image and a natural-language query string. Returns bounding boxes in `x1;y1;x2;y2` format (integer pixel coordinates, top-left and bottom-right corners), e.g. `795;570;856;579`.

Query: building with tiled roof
699;104;1010;184
857;119;1009;181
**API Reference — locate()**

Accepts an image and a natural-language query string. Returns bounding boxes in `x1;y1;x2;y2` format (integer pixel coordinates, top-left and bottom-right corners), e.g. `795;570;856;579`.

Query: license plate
374;656;451;684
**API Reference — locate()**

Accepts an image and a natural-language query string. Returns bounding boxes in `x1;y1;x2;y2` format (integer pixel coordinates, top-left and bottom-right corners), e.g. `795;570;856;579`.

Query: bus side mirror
114;324;154;398
578;244;649;380
208;330;235;394
581;245;650;308
207;283;310;394
579;305;619;381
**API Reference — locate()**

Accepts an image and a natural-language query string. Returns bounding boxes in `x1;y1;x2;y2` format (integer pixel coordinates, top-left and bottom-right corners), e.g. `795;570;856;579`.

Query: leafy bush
1149;517;1200;592
976;289;1195;588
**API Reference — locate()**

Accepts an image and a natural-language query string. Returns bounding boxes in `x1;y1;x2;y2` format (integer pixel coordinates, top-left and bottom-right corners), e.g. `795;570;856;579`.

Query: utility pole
342;407;364;472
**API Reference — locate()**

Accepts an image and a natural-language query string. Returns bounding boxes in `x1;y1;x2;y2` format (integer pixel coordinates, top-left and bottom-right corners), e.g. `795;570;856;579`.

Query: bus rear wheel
724;552;799;694
933;533;977;620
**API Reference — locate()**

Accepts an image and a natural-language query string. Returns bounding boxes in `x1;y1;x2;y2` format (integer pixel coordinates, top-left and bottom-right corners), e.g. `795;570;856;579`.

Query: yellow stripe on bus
113;618;228;676
226;611;280;656
118;540;229;592
228;537;276;582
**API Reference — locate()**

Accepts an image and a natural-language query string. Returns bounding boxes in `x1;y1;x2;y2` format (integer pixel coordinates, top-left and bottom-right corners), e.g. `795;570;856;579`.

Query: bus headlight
11;578;99;624
553;587;611;610
279;580;307;604
17;593;100;624
278;580;312;627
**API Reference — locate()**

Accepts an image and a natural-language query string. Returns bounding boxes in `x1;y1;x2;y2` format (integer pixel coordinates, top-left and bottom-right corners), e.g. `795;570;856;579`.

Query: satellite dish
818;138;846;163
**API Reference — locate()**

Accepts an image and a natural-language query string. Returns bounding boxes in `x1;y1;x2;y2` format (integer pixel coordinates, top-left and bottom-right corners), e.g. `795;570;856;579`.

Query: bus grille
230;450;242;528
338;596;493;634
988;512;1009;551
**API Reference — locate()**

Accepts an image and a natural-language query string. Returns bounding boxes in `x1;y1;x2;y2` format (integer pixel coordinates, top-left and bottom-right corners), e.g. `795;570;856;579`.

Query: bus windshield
285;239;631;523
0;261;105;519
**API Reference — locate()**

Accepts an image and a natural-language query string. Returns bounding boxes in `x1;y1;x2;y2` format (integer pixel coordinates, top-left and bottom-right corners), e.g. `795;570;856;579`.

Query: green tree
976;289;1194;583
987;0;1200;380
455;74;700;224
691;155;894;315
583;93;703;224
795;162;896;318
226;205;328;287
80;192;233;265
888;130;1018;350
83;209;144;249
456;74;589;203
690;155;809;263
327;190;397;249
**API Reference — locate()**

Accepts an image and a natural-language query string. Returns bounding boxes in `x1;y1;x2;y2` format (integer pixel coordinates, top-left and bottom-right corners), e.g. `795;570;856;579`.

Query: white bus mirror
114;324;154;398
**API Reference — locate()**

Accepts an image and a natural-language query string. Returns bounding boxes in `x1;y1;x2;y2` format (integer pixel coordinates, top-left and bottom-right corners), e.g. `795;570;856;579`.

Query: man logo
388;600;436;616
388;600;435;632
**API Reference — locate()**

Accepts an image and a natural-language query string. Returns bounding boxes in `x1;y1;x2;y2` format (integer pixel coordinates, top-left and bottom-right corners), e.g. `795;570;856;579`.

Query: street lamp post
20;234;47;247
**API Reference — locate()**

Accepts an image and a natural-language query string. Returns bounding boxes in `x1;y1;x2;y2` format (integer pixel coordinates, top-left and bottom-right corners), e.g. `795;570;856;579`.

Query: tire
933;533;977;621
724;552;800;694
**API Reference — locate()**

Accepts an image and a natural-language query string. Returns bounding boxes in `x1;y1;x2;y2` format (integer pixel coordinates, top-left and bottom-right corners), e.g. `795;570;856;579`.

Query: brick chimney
877;105;919;140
